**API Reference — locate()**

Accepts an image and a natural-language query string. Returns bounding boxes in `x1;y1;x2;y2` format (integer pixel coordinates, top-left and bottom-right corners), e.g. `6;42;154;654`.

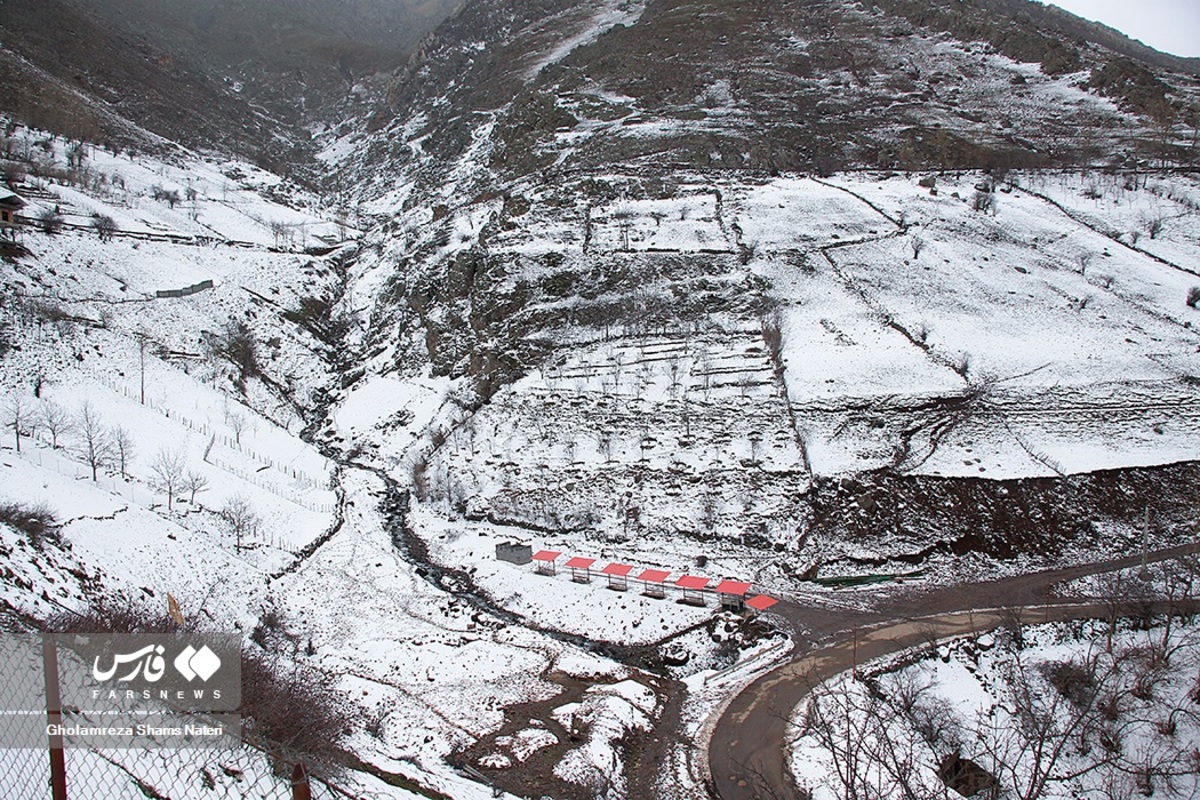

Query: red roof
675;575;710;591
747;595;779;611
532;550;561;562
714;580;752;596
601;563;634;577
564;556;596;569
637;569;671;583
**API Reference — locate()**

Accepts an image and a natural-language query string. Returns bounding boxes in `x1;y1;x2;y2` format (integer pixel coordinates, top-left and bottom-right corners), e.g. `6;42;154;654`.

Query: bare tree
151;186;181;208
221;495;261;551
112;426;134;479
183;469;209;505
39;400;72;448
793;671;949;800
613;202;634;251
65;141;87;171
1143;214;1165;240
228;411;248;445
75;401;113;480
1075;251;1095;276
269;220;292;249
972;187;996;214
3;394;34;453
150;448;185;510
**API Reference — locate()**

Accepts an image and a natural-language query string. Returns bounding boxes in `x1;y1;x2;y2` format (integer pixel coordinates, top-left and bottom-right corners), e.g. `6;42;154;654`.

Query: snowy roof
531;550;561;562
746;595;779;611
0;191;25;208
637;569;671;584
675;575;710;591
564;556;596;569
600;563;633;577
714;580;752;596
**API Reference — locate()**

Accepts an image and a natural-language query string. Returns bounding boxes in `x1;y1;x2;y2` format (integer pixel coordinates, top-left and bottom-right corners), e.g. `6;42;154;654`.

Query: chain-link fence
54;745;348;800
0;635;353;800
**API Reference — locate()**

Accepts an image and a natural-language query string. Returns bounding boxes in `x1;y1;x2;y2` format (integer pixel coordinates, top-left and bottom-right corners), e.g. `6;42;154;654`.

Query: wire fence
0;636;357;800
7;441;323;557
7;374;338;515
0;738;353;799
54;745;352;800
93;374;330;492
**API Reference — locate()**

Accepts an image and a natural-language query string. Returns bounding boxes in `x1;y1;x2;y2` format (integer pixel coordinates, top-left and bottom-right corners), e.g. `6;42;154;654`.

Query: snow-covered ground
791;617;1200;800
5;125;356;250
5;107;1200;799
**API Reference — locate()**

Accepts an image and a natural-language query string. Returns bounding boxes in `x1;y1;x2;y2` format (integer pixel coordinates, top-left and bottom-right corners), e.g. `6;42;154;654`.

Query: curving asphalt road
707;540;1200;800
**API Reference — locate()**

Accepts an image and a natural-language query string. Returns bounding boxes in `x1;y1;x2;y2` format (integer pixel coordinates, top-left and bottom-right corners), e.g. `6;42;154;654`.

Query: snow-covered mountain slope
343;0;1200;202
336;162;1200;578
317;0;1200;585
2;0;1200;798
0;121;727;800
0;123;344;617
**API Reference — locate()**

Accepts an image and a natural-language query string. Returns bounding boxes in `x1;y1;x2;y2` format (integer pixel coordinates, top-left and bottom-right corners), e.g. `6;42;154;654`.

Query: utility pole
137;331;148;405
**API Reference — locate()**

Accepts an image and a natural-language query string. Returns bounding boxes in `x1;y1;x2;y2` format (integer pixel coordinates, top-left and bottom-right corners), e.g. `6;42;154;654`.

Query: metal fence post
291;762;311;800
43;637;67;800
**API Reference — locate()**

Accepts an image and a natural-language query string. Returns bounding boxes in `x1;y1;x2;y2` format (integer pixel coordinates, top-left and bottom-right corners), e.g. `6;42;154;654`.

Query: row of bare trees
4;395;133;480
2;392;215;500
3;393;259;539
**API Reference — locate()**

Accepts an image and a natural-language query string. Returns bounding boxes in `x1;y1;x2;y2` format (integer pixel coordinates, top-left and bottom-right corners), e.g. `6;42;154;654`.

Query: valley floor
2;132;1199;799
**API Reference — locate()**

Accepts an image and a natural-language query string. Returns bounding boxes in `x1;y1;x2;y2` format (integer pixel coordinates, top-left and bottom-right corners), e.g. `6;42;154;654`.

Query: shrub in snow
0;501;59;549
3;163;26;186
240;653;345;774
37;208;63;234
206;319;261;391
1143;214;1164;239
91;213;116;242
1187;287;1200;309
150;185;180;208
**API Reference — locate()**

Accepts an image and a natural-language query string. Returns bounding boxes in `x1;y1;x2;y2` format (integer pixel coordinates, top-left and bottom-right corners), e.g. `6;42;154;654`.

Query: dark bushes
0;501;60;548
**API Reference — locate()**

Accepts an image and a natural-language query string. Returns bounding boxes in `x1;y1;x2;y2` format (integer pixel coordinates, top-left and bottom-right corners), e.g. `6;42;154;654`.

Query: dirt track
707;540;1200;800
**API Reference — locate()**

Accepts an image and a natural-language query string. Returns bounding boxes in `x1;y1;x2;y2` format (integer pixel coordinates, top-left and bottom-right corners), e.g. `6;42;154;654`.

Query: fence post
291;762;311;800
43;637;68;800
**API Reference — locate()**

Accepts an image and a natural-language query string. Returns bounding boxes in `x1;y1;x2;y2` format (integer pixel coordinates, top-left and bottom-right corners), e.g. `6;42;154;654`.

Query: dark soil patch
451;669;676;800
807;461;1200;564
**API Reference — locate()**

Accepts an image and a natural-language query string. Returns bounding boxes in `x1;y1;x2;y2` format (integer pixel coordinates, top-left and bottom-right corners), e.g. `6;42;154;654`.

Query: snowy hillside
2;0;1200;797
336;165;1200;584
792;613;1200;800
0;121;785;800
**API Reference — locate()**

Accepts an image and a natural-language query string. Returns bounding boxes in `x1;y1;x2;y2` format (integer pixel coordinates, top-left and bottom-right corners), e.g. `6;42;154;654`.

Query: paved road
708;541;1200;800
